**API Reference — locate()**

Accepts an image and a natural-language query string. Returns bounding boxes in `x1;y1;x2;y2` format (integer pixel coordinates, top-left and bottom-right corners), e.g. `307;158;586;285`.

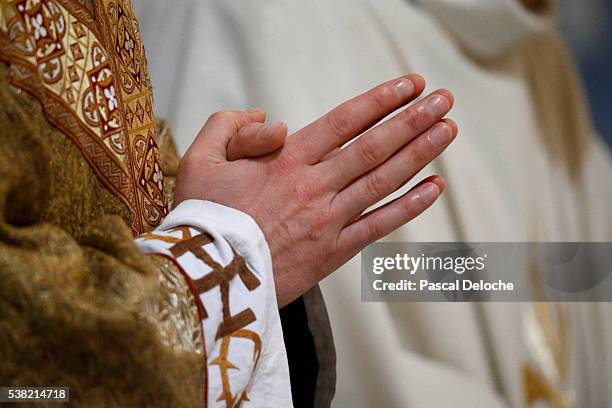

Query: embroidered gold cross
143;226;261;338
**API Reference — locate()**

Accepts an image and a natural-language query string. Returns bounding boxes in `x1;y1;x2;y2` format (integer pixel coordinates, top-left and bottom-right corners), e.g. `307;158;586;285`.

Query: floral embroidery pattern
0;0;166;234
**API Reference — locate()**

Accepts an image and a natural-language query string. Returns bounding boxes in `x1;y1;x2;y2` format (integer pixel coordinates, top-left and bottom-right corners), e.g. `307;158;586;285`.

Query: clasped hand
174;75;457;307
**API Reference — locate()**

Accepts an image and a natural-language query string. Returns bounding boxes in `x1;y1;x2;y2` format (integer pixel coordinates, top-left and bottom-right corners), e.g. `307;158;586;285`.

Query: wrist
160;199;274;279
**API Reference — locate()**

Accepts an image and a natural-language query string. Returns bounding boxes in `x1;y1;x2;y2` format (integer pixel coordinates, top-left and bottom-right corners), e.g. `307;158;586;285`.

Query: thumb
188;109;267;160
227;121;288;160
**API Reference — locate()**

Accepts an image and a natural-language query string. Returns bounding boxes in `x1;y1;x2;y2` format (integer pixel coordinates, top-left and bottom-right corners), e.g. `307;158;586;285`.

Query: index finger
289;74;426;164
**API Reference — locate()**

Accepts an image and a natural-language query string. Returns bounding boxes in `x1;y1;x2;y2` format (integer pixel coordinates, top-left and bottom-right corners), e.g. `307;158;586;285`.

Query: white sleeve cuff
420;0;555;58
136;199;293;407
159;199;273;279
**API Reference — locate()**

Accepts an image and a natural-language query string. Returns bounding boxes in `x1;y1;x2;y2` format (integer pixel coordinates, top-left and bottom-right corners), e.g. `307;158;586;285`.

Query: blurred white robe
136;0;612;406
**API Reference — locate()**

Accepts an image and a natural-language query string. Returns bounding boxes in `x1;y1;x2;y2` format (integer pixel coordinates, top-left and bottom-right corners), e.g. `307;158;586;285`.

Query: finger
333;119;456;219
289;74;426;163
336;176;445;255
227;121;288;160
187;109;267;160
319;90;453;190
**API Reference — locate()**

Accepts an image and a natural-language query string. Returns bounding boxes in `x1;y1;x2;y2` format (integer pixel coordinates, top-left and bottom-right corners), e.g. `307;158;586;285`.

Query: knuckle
365;172;389;201
366;218;382;241
408;141;430;165
357;136;385;167
272;151;298;173
326;108;354;140
373;86;394;112
400;107;426;133
209;110;232;122
306;227;324;243
306;209;332;241
295;179;321;205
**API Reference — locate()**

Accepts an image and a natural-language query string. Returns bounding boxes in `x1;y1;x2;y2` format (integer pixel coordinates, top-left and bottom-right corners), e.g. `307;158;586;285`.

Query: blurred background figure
136;0;611;407
558;0;612;148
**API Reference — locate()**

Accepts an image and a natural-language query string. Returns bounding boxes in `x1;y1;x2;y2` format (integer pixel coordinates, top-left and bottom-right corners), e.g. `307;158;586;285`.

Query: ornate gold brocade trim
0;0;166;234
148;253;204;357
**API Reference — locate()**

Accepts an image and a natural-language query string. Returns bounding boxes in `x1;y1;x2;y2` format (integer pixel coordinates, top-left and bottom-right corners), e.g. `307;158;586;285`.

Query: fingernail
428;123;452;147
419;182;440;205
393;79;415;100
427;95;449;117
258;121;282;141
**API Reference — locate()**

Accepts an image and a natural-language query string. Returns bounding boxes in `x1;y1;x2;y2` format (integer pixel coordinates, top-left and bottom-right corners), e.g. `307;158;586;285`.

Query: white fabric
421;0;553;58
136;0;612;406
136;200;292;408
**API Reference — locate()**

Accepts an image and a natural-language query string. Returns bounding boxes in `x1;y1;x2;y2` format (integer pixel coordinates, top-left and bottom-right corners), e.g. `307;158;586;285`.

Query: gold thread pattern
148;254;204;357
0;0;166;235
